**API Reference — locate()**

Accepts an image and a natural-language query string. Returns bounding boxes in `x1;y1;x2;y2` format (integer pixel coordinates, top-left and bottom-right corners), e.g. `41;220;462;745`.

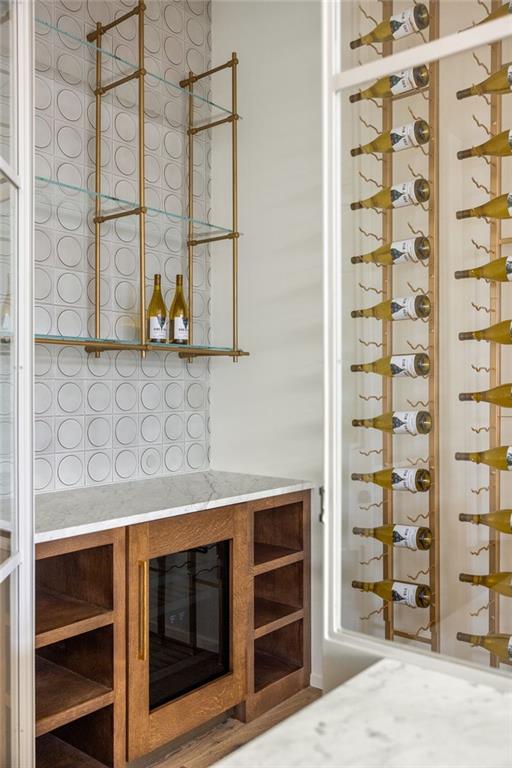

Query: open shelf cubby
254;562;304;639
254;620;304;693
36;705;116;768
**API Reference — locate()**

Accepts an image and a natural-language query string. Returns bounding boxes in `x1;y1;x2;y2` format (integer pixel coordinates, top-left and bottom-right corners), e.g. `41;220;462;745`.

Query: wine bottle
351;120;430;157
459;571;512;598
352;236;431;266
459;383;512;407
349;65;429;103
459;509;512;534
455;255;512;282
457;63;512;100
479;1;512;24
351;295;431;321
458;129;512;160
147;274;168;343
353;524;432;550
351;178;430;211
351;353;430;378
169;274;189;344
352;579;431;607
0;273;11;344
458;319;512;344
350;4;429;49
456;193;512;220
457;632;512;663
352;410;432;435
455;446;512;471
351;467;431;492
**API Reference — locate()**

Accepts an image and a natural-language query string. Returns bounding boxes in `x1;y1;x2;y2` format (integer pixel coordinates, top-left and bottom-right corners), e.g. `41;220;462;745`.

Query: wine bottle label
392;411;420;435
507;193;512;216
390;238;418;264
390;181;418;208
508;636;512;660
391;468;419;492
508;129;512;149
149;315;168;341
392;525;418;549
390;354;418;377
505;256;512;281
391;581;418;607
508;64;512;89
390;8;420;39
173;317;189;342
506;446;512;469
390;122;419;152
389;68;417;96
390;297;418;321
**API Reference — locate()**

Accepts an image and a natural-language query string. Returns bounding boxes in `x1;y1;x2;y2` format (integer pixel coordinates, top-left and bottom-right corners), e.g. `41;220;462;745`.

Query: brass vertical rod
94;22;102;358
138;0;146;354
381;2;393;642
428;0;440;653
187;71;194;346
231;52;238;361
489;9;502;668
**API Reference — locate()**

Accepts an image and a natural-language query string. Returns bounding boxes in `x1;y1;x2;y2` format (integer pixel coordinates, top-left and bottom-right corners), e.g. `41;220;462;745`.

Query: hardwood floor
149;687;321;768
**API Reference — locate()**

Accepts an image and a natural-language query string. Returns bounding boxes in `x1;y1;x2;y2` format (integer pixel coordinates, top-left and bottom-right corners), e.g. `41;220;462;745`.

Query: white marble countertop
214;658;512;768
35;470;314;544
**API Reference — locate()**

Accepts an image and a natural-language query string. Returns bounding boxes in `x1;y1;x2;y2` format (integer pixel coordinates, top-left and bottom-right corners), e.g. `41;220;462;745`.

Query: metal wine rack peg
358;282;383;294
472;51;490;75
359;226;384;242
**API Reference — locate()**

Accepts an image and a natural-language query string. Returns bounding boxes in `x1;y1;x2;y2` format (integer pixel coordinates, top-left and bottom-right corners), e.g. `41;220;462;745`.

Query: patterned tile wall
34;0;212;492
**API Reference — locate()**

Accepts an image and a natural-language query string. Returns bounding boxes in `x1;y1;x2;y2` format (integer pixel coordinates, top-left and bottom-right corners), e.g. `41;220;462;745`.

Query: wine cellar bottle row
351;236;431;266
349;3;429;49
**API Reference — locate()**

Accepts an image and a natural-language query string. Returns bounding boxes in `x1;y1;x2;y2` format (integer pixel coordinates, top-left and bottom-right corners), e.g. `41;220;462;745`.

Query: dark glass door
148;540;230;710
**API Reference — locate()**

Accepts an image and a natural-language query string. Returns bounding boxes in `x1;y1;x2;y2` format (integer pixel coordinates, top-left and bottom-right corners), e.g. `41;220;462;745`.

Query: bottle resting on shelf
459;510;512;534
351;120;430;157
478;1;512;24
457;63;512;100
352;236;431;266
169;274;189;344
349;65;429;103
455;255;512;282
351;178;430;211
459;571;512;598
458;129;512;160
456;193;512;220
349;3;429;48
352;410;432;435
351;353;430;378
458;319;512;344
351;467;431;492
459;383;512;407
351;294;431;321
147;274;168;343
353;524;432;550
457;632;512;663
352;579;432;607
455;446;512;471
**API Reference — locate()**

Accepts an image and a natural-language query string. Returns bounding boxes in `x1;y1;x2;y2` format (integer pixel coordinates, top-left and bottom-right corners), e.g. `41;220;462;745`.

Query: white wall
210;0;323;687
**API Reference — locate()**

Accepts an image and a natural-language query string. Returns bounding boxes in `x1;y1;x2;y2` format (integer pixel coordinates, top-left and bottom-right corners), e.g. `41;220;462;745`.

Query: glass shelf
34;334;248;358
35;176;235;240
34;17;240;126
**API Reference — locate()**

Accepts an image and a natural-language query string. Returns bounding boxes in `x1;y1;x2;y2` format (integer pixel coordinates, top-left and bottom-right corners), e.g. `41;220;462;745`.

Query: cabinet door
127;505;249;760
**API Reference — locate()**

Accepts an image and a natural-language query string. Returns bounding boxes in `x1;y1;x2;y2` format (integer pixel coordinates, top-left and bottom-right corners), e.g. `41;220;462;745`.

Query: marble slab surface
35;470;314;543
214;658;512;768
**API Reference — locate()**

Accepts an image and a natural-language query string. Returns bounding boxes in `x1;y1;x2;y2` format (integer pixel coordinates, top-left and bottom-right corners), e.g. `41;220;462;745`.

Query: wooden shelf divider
36;734;108;768
254;597;304;639
253;543;304;575
36;588;114;649
254;650;302;693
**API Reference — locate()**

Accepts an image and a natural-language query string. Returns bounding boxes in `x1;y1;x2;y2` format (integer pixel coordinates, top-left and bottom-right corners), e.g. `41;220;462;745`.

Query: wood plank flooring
150;687;321;768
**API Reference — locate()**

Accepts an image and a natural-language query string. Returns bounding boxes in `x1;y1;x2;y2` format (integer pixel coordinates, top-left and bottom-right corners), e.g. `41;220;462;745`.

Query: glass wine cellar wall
338;0;512;671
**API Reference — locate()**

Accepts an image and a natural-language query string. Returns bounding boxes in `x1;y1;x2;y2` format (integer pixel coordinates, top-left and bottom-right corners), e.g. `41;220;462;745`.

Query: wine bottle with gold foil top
455;255;512;282
478;0;512;23
458;129;512;160
351;178;430;211
349;65;429;103
147;274;168;343
350;4;429;49
456;193;512;221
352;236;431;266
351;353;430;378
458;319;512;344
459;510;512;534
455;446;512;471
459;383;512;407
351;467;431;492
352;410;432;435
459;571;512;598
457;63;512;100
169;274;189;344
352;579;431;607
351;295;431;321
457;632;512;663
353;524;432;550
351;120;430;157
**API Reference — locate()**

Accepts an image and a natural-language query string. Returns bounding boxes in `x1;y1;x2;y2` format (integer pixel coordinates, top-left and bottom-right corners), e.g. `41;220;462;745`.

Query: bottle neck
457;632;481;646
352;418;372;428
351;580;373;592
352;527;373;538
459;573;481;585
351;472;372;483
454;268;477;279
457;147;477;160
455;452;481;463
459;391;480;402
351;308;373;318
456;208;475;220
459;513;481;524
